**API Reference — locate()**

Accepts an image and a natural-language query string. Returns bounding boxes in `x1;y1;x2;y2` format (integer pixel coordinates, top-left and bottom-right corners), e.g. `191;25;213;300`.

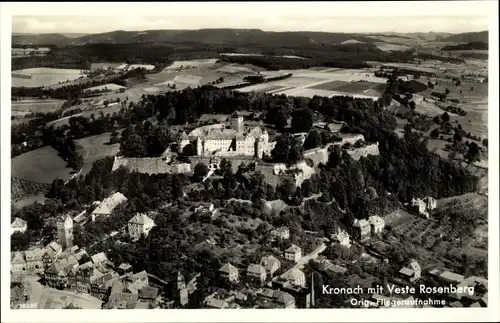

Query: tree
482;138;488;147
466;142;481;164
441;112;450;123
445;88;450;95
291;109;313;133
453;132;462;143
304;130;322;150
409;101;416;111
194;163;209;182
430;128;440;139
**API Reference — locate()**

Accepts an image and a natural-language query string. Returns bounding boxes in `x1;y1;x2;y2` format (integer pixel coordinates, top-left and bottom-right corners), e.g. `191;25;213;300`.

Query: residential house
399;260;421;282
368;215;385;234
285;244;302;263
138;286;160;306
260;255;281;276
282;268;306;287
11;251;27;273
24;248;44;270
91;192;128;222
11;218;27;235
44;241;63;263
256;288;296;309
128;213;156;241
205;297;230;309
271;227;290;240
117;263;133;275
422;196;437;210
331;229;351;248
104;292;139;309
352;219;371;240
91;252;108;265
247;264;267;284
411;197;427;214
219;263;239;283
438;270;465;284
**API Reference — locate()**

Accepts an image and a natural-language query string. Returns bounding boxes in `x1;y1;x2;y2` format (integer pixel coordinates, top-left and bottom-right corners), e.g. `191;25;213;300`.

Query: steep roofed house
331;229;351;248
399;260;421;282
138;286;160;305
11;218;27;235
285;244;302;263
11;251;27;273
411;197;427;215
219;263;239;283
260;255;281;277
256;288;296;309
352;219;371;240
24;248;44;270
271;227;290;240
368;215;385;234
128;213;156;241
283;268;306;287
91;252;108;265
44;241;63;263
205;297;230;309
422;196;437;210
247;264;267;284
117;263;133;275
91;192;128;222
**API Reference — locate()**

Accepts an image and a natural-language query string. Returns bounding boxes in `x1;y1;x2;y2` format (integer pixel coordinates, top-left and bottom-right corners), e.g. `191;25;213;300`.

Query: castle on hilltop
178;112;276;159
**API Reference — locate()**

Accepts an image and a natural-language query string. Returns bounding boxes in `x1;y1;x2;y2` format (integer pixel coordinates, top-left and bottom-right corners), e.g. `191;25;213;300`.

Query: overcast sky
9;2;492;34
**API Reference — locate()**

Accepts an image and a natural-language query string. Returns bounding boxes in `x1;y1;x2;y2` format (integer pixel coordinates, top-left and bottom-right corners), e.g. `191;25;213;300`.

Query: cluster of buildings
351;215;386;241
411;196;437;218
181;112;276;159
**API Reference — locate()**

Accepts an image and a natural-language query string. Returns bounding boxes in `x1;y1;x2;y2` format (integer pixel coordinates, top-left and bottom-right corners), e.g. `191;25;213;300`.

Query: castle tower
230;113;244;134
177;272;186;290
57;215;74;250
196;137;203;156
256;137;264;159
178;131;190;153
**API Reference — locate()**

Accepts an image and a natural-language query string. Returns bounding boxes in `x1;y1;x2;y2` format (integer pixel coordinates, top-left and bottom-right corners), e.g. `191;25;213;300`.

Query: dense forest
442;42;488;51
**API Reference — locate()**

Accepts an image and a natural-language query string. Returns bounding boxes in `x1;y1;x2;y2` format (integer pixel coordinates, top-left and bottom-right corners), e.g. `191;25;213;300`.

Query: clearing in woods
11;146;74;184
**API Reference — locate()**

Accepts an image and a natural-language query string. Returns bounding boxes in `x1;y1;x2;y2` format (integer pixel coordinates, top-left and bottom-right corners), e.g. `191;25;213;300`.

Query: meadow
12;99;65;114
74;132;122;175
12;68;89;88
11;146;73;184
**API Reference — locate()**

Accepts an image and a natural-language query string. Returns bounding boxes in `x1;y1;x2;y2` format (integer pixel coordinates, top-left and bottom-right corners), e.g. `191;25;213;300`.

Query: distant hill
442;41;488;51
11;29;489;47
441;31;488;43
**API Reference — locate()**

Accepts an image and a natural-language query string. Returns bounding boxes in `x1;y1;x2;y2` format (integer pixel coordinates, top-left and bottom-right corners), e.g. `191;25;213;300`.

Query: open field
84;83;126;92
47;105;125;128
164;58;219;71
12;99;65;114
11;146;73;184
11;177;51;200
221;53;307;60
90;62;126;70
12;193;48;210
374;42;411;52
74;132;121;175
236;68;387;99
12;68;89;88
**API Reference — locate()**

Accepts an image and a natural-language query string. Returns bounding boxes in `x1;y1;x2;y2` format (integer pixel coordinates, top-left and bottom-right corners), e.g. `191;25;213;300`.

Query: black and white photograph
1;2;498;322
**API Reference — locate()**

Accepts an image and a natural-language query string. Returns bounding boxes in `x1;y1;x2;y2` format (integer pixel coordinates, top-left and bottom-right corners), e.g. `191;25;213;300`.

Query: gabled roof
11;251;26;264
399;267;414;276
92;192;128;215
118;263;132;271
128;213;154;225
285;244;301;253
283;268;305;282
247;264;266;275
91;252;108;265
260;255;280;272
48;241;62;252
11;217;27;227
178;131;189;141
439;270;465;283
219;263;239;275
139;286;159;299
206;297;229;309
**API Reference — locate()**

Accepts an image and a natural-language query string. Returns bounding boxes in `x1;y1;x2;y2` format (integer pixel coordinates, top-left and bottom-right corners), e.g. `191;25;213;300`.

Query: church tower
57;215;74;250
230;113;244;134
